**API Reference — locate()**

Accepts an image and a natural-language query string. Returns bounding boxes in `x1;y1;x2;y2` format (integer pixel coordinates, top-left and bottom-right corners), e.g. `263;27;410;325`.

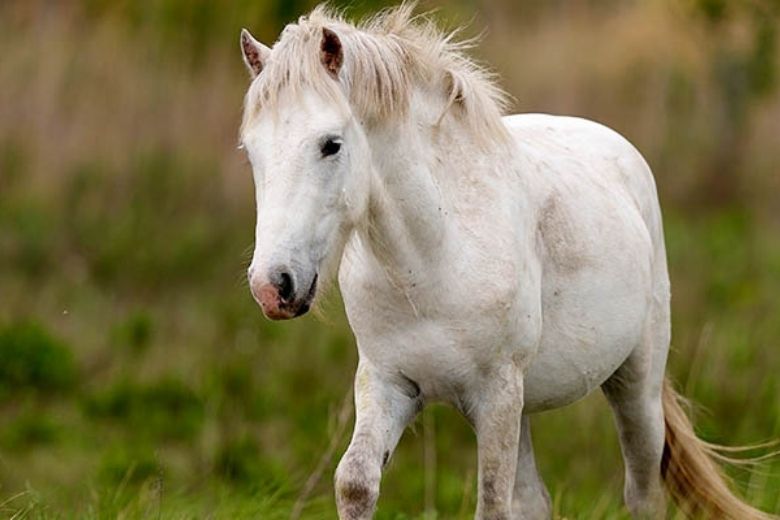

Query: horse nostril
277;271;294;302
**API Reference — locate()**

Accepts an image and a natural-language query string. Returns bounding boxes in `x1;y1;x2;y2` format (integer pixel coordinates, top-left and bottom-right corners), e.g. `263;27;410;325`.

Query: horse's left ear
241;28;270;78
320;27;343;78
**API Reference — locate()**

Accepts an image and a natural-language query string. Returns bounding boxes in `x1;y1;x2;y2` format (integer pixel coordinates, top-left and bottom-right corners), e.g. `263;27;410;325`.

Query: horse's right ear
320;27;343;78
240;28;270;78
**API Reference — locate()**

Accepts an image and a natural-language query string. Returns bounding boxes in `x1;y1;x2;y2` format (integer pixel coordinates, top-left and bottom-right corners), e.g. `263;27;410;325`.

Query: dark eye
320;137;342;157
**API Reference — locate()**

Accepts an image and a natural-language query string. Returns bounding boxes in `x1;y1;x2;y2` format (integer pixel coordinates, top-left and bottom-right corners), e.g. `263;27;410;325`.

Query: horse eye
321;138;342;157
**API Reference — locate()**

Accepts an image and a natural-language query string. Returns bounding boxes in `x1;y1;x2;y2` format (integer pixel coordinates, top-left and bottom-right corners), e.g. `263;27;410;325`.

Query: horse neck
358;95;487;280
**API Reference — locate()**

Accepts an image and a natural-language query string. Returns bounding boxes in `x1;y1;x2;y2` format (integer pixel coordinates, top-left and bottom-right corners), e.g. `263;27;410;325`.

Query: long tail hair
661;378;777;519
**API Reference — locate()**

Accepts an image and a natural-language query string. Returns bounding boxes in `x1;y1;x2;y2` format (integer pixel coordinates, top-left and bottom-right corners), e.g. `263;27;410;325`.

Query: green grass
0;0;779;518
1;181;778;518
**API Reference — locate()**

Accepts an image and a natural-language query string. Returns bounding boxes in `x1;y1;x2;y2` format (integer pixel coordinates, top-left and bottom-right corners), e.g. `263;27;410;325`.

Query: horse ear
240;28;270;78
320;27;343;78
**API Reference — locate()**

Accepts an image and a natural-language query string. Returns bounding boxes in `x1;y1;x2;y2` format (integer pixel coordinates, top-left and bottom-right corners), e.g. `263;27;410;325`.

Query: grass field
1;1;779;518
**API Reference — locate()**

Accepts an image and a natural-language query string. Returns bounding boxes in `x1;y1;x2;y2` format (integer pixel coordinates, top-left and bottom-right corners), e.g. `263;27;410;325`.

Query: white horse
238;6;772;519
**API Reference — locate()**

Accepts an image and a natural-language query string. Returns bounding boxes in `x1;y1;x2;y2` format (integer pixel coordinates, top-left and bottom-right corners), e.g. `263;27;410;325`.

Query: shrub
98;447;162;486
0;321;76;400
1;411;60;449
214;436;287;489
111;311;154;356
83;378;204;440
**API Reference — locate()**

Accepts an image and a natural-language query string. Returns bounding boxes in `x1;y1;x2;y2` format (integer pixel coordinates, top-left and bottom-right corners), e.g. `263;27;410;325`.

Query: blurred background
1;0;778;518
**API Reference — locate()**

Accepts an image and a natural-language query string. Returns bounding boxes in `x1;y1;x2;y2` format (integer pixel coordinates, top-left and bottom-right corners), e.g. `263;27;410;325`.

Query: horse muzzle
250;265;318;320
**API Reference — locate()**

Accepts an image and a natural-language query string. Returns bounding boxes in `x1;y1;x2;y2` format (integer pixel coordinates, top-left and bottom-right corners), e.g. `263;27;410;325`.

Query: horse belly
523;322;640;413
523;243;653;412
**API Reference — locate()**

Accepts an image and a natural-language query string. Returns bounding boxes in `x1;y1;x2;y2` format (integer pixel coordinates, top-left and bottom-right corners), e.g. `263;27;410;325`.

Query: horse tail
661;377;777;519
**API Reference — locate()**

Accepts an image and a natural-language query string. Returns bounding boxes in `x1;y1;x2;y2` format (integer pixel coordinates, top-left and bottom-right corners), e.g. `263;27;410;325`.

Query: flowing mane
241;3;511;144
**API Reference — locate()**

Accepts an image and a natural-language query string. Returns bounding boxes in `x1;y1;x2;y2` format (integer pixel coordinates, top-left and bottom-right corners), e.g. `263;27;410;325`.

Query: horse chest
340;256;540;401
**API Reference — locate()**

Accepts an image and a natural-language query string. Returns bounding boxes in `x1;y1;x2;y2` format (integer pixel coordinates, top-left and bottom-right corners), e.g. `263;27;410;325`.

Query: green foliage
213;435;288;490
1;410;60;449
0;322;76;400
77;0;406;51
83;378;204;441
696;0;729;23
98;447;162;486
111;312;154;356
2;485;329;519
748;15;778;97
66;150;238;289
0;202;56;277
0;139;27;191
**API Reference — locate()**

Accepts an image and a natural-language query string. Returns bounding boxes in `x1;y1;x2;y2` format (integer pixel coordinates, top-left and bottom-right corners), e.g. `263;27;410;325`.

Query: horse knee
334;455;381;520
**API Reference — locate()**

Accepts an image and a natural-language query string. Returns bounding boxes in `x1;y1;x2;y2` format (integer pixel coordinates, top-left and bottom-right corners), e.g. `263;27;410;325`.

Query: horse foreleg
473;365;524;520
334;359;419;520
